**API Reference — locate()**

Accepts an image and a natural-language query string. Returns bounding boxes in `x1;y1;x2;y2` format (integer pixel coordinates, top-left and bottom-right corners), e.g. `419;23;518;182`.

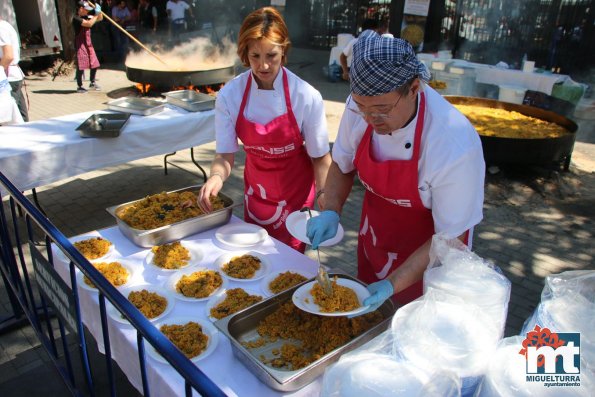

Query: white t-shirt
0;20;24;82
332;85;485;238
215;68;330;159
166;1;190;20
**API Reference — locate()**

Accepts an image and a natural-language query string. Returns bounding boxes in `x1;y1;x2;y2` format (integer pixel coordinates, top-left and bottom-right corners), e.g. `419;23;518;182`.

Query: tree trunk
56;0;76;61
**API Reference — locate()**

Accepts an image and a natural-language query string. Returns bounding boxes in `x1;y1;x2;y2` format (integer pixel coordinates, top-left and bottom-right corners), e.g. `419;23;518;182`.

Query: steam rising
125;36;237;71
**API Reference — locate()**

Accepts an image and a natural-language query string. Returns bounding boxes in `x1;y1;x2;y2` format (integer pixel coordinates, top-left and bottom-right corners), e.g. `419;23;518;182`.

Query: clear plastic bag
424;233;511;335
391;290;501;396
476;336;593;396
521;270;594;378
321;331;462;397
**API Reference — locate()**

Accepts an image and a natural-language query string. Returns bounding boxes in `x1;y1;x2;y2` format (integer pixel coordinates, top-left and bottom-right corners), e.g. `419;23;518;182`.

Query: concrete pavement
1;47;594;396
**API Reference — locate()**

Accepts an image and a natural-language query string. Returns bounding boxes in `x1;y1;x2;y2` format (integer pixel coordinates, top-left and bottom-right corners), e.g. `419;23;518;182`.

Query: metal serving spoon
301;207;333;296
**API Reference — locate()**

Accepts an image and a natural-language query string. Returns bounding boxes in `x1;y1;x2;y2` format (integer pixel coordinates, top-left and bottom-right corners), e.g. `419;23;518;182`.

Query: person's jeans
171;18;185;39
76;68;98;87
9;79;28;122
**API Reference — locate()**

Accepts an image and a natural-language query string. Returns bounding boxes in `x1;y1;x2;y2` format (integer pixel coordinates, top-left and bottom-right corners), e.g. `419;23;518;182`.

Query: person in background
0;16;28;121
138;0;158;37
307;30;485;310
73;1;103;93
197;7;332;253
166;0;192;40
339;18;392;81
111;0;131;61
125;0;139;35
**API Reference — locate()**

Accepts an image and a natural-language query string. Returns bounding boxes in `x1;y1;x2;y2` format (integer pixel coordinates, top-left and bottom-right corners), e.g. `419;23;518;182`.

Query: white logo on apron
360;178;412;207
245;184;287;226
360;214;398;279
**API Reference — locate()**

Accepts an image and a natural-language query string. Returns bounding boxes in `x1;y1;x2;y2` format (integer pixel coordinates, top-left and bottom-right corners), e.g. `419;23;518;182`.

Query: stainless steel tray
76;113;130;138
163;90;215;112
106;185;239;247
214;273;396;392
106;97;165;116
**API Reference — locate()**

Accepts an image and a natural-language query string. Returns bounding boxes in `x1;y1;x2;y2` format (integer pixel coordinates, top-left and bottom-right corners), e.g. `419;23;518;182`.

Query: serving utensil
300;207;333;296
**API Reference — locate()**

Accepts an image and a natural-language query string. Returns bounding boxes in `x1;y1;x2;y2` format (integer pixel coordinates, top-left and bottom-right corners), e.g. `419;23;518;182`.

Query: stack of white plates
424;253;511;335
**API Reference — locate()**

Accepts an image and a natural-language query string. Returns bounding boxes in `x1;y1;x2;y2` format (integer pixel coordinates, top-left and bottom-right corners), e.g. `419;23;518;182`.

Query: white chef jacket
0;90;23;125
0;20;24;82
215;68;330;159
332;85;485;238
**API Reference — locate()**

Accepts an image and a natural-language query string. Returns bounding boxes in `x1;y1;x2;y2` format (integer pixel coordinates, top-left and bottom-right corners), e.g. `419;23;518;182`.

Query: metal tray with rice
106;185;239;247
76;113;131;138
214;272;396;392
163;90;216;112
106;97;165;116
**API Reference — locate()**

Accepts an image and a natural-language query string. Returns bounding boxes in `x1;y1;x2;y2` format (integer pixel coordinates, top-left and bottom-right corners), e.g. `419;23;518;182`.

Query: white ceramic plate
107;285;175;325
215;223;268;248
165;267;228;302
144;243;203;272
259;269;314;297
76;261;136;293
214;251;271;282
147;317;219;364
292;278;371;317
285;210;344;247
55;234;115;263
204;287;265;322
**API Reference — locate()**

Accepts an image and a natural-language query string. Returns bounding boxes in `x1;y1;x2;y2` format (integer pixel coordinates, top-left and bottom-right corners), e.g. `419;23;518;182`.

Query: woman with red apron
198;7;331;253
235;69;316;252
73;2;102;93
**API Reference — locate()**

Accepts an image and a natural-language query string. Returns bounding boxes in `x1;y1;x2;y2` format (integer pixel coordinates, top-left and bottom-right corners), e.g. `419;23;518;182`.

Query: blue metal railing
0;171;227;397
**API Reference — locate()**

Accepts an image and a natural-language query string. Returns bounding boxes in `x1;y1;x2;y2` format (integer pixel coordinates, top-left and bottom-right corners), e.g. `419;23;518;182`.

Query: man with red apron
307;30;484;311
236;69;315;253
353;93;432;304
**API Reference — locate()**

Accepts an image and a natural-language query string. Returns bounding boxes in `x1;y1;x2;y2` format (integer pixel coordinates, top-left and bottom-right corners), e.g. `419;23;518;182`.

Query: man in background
73;1;103;92
0;16;28;121
111;0;131;61
138;0;158;39
166;0;193;40
339;18;392;81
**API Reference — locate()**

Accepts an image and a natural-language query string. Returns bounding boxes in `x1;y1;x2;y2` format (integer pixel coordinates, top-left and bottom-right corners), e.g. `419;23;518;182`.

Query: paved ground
1;47;594;396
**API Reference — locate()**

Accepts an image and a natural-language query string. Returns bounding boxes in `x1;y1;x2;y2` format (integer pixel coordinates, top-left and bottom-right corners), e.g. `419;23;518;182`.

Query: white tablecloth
0;105;215;194
474;66;568;95
53;217;323;396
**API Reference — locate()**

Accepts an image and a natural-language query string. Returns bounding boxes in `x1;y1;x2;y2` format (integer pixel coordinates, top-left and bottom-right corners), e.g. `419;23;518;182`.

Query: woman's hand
198;174;224;213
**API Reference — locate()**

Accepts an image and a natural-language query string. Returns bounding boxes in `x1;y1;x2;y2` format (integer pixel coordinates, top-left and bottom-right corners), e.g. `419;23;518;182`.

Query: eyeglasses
348;95;403;119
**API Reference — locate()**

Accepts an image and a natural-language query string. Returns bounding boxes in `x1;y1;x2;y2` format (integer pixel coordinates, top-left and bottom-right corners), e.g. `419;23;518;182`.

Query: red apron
235;68;315;253
353;93;432;305
75;24;100;70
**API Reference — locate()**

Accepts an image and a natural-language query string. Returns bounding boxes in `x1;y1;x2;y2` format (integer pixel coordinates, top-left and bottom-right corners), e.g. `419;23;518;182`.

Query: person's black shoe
77;86;88;93
89;82;101;91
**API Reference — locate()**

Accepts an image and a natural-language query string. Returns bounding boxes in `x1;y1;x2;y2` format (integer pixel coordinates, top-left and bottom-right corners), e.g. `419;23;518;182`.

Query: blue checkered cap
350;30;430;96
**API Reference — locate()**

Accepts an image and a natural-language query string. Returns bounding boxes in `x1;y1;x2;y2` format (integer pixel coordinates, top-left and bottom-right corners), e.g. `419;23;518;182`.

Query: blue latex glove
306;210;340;249
94;4;101;13
348;279;393;318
